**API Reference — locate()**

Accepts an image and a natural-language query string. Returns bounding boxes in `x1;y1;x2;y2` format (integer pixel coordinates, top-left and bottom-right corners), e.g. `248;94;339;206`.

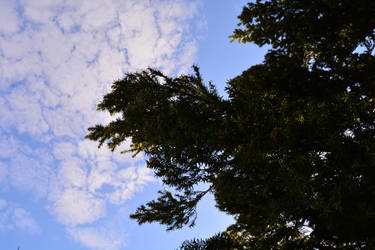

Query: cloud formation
0;0;201;248
0;199;40;234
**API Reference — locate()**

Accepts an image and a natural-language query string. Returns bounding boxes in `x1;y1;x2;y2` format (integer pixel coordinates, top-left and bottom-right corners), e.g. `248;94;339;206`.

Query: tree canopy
86;0;375;249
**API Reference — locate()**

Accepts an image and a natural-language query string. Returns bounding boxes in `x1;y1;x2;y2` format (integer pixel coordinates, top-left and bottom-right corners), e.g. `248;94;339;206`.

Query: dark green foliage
130;188;212;231
179;232;245;250
86;66;228;232
87;0;375;249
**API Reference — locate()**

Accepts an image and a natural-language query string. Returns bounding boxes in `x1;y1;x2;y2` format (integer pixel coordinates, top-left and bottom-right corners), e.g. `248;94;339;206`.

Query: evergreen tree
86;0;375;248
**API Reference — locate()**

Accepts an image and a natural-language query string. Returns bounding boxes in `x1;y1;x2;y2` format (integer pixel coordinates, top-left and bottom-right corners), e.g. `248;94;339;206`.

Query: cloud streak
0;0;202;248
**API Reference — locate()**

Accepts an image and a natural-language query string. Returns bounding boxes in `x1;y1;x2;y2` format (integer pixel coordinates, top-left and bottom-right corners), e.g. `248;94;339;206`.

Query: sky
0;1;266;249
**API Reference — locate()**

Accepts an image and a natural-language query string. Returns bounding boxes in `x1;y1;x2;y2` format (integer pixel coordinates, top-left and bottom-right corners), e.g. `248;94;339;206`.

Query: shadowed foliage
87;0;375;248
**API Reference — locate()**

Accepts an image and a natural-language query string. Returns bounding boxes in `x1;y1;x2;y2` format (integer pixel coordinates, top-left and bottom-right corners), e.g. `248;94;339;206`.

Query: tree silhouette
87;0;375;248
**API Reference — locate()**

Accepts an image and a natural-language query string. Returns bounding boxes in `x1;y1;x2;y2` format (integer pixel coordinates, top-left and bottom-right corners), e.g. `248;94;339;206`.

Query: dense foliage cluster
87;0;375;248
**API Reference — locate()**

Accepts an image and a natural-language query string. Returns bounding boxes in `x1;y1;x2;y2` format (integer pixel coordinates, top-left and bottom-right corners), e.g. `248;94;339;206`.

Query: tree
86;0;375;248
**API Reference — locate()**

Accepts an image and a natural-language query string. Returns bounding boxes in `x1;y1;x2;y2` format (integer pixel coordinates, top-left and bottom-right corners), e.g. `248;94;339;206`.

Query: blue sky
0;1;266;249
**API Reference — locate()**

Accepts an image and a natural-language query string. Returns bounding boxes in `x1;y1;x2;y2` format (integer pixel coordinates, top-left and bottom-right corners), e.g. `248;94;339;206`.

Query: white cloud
58;157;87;188
20;0;64;24
9;154;52;199
6;85;50;135
12;207;40;233
48;139;154;231
0;200;40;234
0;0;200;138
87;161;117;194
0;0;202;248
52;188;106;227
0;34;33;61
67;210;128;250
49;160;154;226
69;226;124;250
0;162;8;191
53;142;77;160
77;139;113;162
0;135;18;159
0;0;20;36
102;165;155;205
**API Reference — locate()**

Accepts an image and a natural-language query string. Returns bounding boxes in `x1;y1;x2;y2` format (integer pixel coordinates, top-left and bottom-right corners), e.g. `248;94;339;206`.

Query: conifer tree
87;0;375;248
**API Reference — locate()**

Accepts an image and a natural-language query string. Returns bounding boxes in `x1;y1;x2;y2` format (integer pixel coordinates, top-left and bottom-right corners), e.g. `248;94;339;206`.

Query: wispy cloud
67;209;128;250
0;0;202;248
0;0;20;37
52;188;107;226
0;199;40;234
